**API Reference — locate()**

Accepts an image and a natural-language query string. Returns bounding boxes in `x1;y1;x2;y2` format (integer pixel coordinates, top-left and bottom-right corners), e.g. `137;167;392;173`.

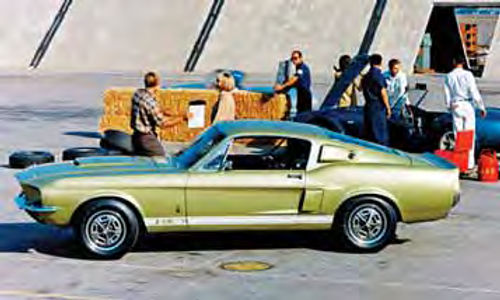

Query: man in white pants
444;57;487;171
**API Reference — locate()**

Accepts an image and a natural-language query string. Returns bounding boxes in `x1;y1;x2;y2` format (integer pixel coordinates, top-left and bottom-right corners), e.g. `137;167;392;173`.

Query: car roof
215;120;333;140
214;120;398;155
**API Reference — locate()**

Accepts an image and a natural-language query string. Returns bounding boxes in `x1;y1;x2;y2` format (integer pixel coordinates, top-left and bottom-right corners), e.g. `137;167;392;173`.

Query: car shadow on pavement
0;222;411;259
136;231;411;255
0;222;87;258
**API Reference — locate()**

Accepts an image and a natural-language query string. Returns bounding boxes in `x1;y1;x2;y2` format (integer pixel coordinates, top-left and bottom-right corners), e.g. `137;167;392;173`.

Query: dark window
208;137;311;171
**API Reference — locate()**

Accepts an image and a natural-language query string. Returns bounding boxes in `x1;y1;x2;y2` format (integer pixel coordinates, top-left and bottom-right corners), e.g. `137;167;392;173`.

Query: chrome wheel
84;210;127;252
439;131;455;150
346;204;387;246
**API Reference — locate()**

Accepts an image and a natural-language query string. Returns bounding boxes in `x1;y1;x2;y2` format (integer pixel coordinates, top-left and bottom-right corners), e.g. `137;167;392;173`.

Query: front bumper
14;193;59;214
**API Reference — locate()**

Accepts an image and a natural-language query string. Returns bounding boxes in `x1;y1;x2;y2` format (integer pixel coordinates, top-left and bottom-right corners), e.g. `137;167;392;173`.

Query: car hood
486;107;500;118
16;156;181;184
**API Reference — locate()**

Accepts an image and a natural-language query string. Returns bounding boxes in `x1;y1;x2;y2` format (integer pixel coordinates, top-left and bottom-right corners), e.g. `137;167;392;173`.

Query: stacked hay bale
99;88;288;142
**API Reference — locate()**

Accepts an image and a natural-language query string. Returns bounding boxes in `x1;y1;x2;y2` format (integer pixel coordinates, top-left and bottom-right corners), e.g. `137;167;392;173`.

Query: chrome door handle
287;174;303;180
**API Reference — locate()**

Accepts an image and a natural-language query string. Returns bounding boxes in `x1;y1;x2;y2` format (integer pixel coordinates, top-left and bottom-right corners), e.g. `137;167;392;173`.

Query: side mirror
222;160;233;171
319;146;354;163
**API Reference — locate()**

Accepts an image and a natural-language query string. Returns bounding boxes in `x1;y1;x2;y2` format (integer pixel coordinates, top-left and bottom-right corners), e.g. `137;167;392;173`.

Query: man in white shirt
444;57;487;170
384;59;410;120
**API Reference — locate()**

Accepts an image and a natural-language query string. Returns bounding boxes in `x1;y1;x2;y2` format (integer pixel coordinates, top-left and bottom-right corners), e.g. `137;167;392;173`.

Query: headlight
21;185;41;205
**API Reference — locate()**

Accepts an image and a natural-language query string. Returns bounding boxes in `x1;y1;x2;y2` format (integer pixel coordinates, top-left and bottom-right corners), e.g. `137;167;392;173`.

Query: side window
223;136;311;171
203;142;230;170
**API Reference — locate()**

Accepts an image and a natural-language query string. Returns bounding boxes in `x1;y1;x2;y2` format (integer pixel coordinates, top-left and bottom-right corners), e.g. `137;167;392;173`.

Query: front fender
77;190;146;219
39;188;146;227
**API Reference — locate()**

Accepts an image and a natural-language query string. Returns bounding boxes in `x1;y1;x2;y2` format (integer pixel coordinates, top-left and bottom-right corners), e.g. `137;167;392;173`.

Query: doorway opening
415;6;465;74
415;6;500;77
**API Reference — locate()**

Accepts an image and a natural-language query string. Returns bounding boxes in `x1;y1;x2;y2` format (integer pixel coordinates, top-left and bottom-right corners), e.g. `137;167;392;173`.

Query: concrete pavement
0;73;500;299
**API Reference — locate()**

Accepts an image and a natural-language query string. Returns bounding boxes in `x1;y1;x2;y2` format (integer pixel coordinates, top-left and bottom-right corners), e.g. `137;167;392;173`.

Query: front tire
74;200;140;259
335;198;397;251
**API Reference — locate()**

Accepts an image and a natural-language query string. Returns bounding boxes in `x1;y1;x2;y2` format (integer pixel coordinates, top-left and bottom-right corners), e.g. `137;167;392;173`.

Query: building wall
197;0;373;76
40;0;212;72
198;0;433;77
3;0;500;79
483;19;500;79
365;0;434;75
0;0;62;71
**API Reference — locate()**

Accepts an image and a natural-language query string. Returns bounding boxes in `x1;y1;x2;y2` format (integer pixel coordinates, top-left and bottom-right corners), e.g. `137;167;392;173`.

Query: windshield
175;127;226;168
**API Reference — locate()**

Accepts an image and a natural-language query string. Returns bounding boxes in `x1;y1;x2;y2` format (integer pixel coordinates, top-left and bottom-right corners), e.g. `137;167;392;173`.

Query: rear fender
334;188;402;222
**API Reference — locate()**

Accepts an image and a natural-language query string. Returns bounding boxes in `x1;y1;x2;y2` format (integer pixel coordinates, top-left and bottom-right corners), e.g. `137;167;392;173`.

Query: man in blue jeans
362;54;392;146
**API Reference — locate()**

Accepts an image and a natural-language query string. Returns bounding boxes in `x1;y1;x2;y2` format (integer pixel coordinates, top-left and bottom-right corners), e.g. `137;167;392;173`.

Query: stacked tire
62;147;122;161
9;151;55;169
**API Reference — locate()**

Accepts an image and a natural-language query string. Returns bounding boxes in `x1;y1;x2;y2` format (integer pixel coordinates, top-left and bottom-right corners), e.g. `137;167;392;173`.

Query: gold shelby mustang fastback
15;121;460;258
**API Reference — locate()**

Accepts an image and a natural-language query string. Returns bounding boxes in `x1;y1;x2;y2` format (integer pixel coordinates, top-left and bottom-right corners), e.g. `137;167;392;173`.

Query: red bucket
478;149;499;182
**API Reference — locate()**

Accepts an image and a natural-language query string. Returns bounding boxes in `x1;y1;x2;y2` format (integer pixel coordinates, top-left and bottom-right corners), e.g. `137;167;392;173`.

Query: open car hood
321;54;370;109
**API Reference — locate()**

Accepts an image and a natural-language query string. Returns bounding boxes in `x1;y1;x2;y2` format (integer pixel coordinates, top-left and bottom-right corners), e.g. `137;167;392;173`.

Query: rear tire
74;200;140;259
334;197;397;251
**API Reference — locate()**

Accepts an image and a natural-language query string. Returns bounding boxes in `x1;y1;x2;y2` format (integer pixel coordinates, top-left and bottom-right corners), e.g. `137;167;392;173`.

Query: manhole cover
220;261;273;272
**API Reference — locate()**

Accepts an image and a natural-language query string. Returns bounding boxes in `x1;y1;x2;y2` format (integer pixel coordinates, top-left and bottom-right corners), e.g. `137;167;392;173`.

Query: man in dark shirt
131;72;186;157
274;50;312;113
362;54;391;146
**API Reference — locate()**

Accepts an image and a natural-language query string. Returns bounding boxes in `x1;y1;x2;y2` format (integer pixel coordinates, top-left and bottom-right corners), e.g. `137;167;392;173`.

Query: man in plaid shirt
131;72;186;157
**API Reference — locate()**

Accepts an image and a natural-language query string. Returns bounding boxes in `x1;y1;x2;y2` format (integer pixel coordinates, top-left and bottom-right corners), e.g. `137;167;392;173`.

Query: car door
185;135;311;230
